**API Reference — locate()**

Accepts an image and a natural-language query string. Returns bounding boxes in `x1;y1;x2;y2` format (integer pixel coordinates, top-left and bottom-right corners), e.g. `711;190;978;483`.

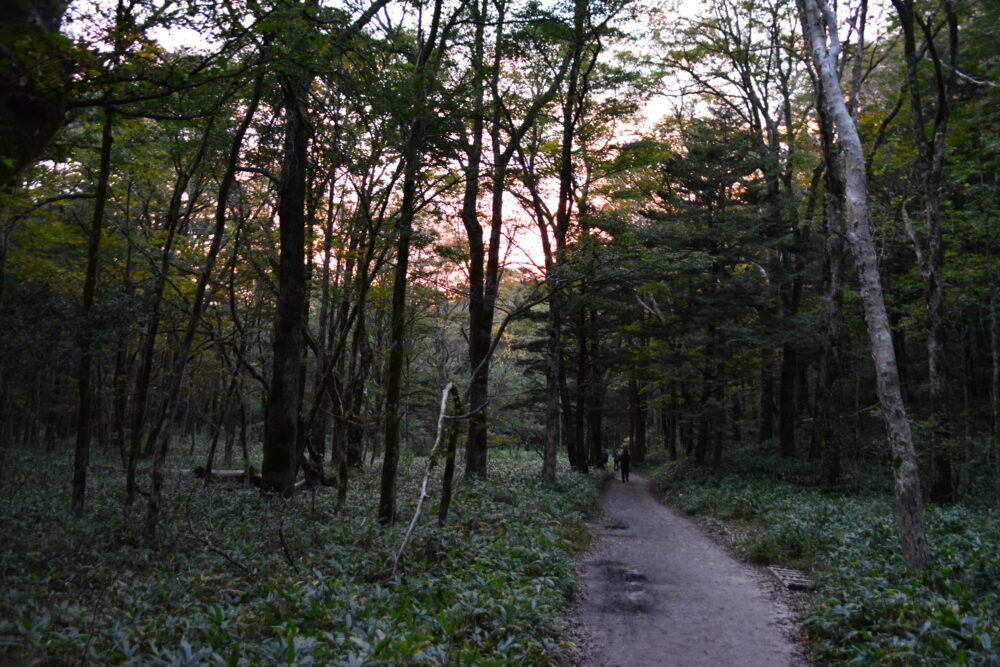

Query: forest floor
568;473;811;667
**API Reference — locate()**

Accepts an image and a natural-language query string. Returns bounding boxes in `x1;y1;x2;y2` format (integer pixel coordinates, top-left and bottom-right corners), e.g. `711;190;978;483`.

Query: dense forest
1;0;998;663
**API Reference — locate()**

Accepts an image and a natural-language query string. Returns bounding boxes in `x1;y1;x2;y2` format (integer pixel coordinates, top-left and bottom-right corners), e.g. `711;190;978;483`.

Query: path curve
571;474;808;667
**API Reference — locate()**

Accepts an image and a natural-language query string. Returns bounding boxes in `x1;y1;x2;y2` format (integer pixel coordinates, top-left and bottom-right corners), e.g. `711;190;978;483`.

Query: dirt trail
570;474;808;667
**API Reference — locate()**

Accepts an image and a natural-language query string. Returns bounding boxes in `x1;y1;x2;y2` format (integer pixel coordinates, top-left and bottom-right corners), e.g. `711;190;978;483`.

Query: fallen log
192;467;251;480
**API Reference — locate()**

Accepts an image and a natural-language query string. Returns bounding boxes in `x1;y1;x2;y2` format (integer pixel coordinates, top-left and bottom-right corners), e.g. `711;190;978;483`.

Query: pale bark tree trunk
800;0;929;570
438;391;462;526
392;383;453;574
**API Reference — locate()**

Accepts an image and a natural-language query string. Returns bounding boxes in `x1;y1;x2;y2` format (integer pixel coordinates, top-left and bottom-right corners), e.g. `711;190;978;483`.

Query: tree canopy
1;0;999;571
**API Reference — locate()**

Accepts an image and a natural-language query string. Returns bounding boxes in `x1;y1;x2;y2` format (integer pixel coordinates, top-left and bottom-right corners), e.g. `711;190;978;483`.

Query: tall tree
890;0;958;502
379;0;456;523
799;0;929;570
71;104;113;518
261;0;317;495
71;0;133;518
262;0;393;496
462;0;574;479
659;0;811;458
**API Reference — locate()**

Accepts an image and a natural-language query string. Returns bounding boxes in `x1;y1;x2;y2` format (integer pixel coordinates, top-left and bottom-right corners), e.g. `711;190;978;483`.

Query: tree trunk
539;0;589;485
345;254;373;468
379;0;447;522
438;391;462;526
816;79;846;490
304;177;342;472
126;155;196;505
759;364;775;445
462;0;489;480
465;0;571;478
992;270;1000;509
667;383;678;461
559;339;580;468
585;314;604;466
260;67;311;495
574;305;589;471
695;409;708;466
542;291;562;484
205;373;239;479
71;105;113;518
111;338;129;469
891;0;958;504
634;381;648;463
800;0;929;570
711;385;724;470
778;342;797;457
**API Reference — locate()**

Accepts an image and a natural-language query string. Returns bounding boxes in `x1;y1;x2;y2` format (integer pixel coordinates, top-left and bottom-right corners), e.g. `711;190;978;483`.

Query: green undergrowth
649;458;999;666
0;448;601;665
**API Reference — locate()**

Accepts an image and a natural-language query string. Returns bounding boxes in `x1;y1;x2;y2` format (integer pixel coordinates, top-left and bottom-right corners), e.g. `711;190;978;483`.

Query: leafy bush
0;449;601;665
648;460;999;665
807;504;999;665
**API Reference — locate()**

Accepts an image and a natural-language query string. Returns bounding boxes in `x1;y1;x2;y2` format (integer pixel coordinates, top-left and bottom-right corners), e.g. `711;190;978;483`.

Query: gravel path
570;474;809;667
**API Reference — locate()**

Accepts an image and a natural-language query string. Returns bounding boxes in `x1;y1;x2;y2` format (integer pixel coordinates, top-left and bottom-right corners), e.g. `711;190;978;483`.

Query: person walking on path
619;447;631;483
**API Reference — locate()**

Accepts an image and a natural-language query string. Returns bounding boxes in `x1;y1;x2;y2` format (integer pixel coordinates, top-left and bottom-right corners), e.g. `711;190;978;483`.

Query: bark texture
800;0;929;570
261;67;311;495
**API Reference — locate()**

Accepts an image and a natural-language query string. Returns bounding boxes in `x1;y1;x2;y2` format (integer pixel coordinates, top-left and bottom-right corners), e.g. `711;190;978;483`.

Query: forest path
569;473;809;667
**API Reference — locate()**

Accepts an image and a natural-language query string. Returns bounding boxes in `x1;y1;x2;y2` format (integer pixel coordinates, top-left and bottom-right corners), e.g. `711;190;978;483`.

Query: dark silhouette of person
619;447;631;483
613;449;621;472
